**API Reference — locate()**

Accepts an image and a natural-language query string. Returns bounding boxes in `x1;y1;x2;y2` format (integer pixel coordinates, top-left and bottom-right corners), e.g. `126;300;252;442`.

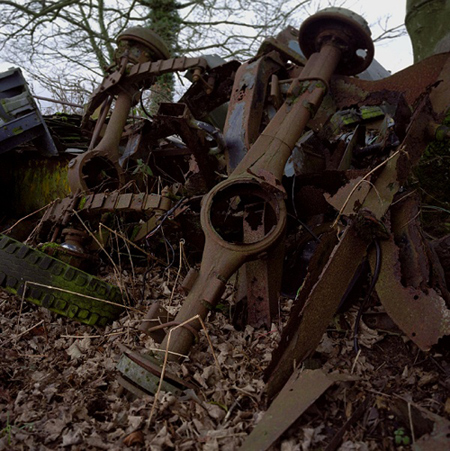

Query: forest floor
0;264;449;450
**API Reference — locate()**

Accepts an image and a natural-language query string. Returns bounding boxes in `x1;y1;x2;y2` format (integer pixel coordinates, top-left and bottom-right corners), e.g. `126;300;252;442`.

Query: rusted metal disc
116;347;195;396
299;7;374;76
117;27;170;61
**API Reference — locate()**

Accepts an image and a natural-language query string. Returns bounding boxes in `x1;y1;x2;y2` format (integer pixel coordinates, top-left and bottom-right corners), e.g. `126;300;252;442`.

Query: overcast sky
0;0;413;97
345;0;413;72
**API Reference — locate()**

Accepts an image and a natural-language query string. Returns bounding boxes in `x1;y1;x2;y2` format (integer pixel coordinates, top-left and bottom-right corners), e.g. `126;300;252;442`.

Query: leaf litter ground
0;264;449;450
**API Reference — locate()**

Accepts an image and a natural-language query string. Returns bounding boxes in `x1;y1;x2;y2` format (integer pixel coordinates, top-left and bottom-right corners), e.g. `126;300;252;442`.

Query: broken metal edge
239;369;357;451
371;237;450;350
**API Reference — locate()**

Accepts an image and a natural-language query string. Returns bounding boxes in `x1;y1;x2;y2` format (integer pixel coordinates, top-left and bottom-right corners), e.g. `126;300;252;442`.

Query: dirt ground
0;263;449;450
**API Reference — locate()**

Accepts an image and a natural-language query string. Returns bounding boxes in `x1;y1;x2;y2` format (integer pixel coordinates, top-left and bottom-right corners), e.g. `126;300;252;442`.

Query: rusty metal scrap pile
2;7;450;446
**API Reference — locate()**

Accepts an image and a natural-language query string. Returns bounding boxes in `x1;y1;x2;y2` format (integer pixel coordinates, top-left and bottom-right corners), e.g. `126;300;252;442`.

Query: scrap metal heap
1;6;450;444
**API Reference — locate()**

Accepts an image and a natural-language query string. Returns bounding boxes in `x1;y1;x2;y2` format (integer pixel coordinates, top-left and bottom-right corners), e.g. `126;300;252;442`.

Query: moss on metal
6;155;72;216
0;234;124;326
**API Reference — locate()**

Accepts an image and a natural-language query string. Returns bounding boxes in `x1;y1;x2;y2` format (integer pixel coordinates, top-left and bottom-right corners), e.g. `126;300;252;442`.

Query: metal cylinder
406;0;450;62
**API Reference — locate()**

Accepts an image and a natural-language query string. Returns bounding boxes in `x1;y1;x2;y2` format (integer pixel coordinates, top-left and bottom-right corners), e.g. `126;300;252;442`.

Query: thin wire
145;197;186;239
160;226;175;270
140;92;153;119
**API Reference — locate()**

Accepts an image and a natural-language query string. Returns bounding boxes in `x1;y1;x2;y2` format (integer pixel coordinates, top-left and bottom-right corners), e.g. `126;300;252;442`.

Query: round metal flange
116;348;195;396
298;7;374;75
200;176;287;255
117;26;170;63
67;149;125;193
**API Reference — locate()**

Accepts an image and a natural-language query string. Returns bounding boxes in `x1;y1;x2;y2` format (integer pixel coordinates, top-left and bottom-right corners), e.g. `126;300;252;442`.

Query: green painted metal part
0;234;124;326
406;0;450;62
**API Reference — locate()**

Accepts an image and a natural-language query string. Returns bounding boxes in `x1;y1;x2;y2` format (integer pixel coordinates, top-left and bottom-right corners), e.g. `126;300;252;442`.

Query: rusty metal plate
243;203;281;328
371;237;450;351
116;346;196;396
91;193;106;209
266;225;369;398
240;369;354;451
223;51;285;171
331;53;449;109
115;193;133;210
144;194;162;210
391;194;430;289
102;191;120;210
325;175;371;216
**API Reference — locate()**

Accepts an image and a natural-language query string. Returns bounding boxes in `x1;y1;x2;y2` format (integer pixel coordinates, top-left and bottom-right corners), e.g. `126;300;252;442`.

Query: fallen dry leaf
123;430;145;446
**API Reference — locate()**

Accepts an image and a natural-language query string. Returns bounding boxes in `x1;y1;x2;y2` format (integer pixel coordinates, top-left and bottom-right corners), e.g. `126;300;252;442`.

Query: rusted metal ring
67;149;125;193
200;176;287;255
299;7;374;75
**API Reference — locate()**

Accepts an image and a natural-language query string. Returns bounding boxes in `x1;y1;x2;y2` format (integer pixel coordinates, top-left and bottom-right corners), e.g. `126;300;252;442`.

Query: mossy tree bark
406;0;450;62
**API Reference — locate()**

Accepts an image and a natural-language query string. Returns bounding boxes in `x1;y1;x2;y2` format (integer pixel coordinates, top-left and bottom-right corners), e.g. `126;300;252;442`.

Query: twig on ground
351;349;362;374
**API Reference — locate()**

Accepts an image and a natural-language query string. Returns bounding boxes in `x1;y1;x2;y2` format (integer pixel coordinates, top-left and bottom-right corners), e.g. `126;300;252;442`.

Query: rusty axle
160;8;375;359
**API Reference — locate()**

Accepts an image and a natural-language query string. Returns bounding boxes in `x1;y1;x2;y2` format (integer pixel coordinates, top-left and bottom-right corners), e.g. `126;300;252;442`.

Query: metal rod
33;95;84;109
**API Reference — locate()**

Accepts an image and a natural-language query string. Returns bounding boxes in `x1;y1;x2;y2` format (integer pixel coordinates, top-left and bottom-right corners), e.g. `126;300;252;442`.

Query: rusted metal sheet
331;53;449;109
429;55;450;115
240;369;354;451
325;175;372;216
265;225;370;399
223;51;285;171
266;95;435;396
116;346;194;396
391;193;431;289
371;236;450;351
243;203;283;328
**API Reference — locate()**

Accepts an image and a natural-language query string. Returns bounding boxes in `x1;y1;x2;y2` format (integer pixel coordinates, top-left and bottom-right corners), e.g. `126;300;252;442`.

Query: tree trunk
406;0;450;62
